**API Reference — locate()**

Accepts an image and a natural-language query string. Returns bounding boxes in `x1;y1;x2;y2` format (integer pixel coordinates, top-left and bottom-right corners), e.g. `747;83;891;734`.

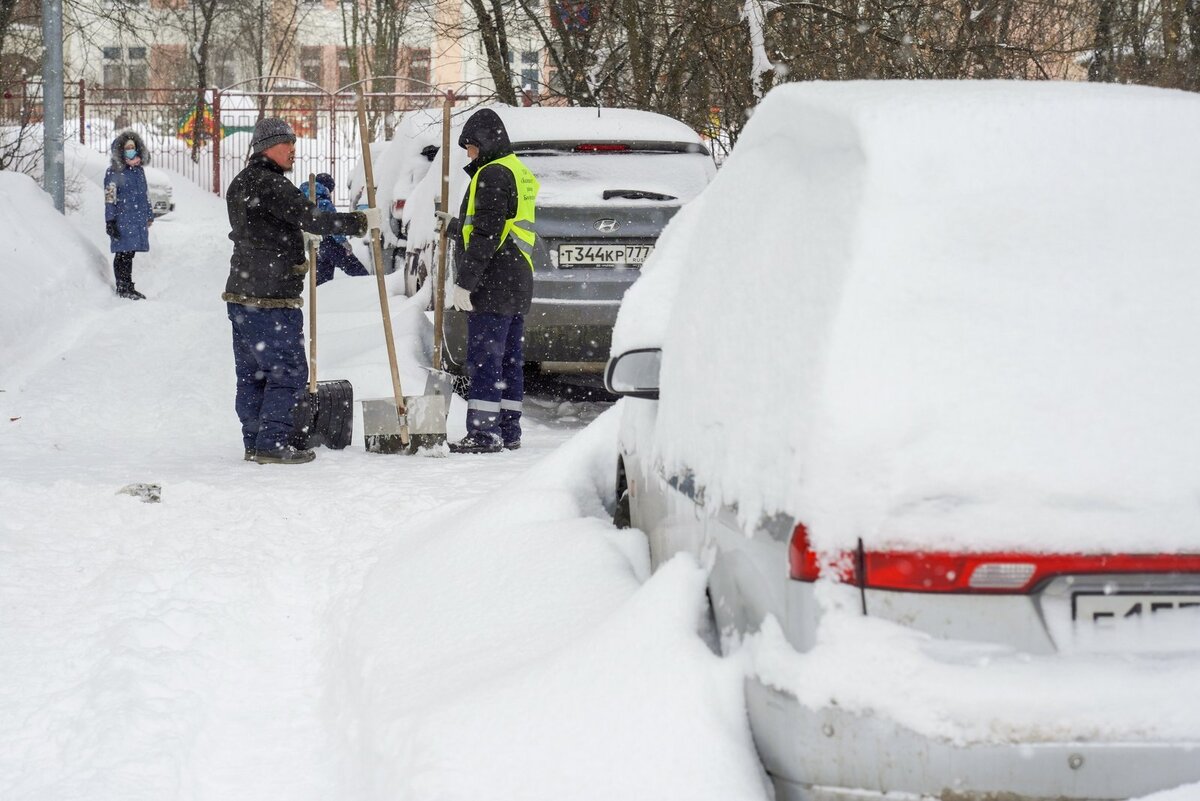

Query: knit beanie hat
315;173;335;191
251;117;296;154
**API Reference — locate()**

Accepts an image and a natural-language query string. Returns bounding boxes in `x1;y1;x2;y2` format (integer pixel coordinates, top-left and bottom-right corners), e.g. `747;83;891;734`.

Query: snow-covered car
398;106;715;374
145;166;174;217
605;82;1200;801
347;110;455;275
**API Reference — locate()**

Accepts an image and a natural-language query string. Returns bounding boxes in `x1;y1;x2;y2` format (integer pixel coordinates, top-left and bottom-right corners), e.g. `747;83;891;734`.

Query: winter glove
449;284;474;312
105;219;119;239
358;206;383;234
302;231;323;251
434;210;453;234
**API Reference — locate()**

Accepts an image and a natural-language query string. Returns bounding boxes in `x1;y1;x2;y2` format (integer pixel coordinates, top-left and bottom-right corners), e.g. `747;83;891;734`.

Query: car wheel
698;591;721;655
613;458;631;529
403;252;427;298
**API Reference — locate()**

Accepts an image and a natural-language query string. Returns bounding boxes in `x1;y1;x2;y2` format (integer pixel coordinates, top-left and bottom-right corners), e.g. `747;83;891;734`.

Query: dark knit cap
315;173;335;191
251;117;296;154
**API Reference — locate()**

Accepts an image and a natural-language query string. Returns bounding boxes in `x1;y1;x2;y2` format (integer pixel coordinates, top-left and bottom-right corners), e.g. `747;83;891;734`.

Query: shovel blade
361;397;409;454
423;368;455;402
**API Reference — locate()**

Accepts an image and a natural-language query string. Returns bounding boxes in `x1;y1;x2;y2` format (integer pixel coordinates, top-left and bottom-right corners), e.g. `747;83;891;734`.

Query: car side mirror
605;348;662;399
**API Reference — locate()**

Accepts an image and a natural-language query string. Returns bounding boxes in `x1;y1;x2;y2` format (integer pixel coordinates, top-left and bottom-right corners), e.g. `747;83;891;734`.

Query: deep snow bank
334;408;767;801
0;171;111;383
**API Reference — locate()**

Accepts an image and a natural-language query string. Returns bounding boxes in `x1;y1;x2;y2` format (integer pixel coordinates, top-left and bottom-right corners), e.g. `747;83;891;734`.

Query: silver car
604;82;1200;801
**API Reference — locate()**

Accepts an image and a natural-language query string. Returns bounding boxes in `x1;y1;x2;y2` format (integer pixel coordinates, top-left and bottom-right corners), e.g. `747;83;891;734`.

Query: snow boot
254;445;316;464
116;287;146;300
449;432;503;454
244;448;255;461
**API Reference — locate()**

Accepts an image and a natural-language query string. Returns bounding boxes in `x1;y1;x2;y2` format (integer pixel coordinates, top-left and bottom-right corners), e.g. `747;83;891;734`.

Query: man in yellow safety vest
447;108;540;454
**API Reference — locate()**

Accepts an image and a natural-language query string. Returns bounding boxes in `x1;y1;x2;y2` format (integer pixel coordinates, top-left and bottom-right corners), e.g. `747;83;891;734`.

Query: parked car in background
606;81;1200;801
346;110;452;274
145;166;174;217
394;105;715;376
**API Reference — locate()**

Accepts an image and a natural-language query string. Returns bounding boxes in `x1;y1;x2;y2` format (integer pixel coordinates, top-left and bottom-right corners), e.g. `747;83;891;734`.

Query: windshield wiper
602;189;677;201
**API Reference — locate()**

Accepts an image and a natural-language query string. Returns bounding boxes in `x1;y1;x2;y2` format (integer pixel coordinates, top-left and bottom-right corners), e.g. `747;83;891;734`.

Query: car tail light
393;199;405;216
574;143;631;152
789;522;1200;593
789;523;858;583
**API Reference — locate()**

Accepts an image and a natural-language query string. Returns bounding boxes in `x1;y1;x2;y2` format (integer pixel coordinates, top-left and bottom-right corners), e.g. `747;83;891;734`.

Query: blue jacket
300;182;347;244
105;131;153;253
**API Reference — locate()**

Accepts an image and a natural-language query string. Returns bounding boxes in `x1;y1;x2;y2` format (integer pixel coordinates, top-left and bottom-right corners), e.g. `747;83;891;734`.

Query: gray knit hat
250;117;296;154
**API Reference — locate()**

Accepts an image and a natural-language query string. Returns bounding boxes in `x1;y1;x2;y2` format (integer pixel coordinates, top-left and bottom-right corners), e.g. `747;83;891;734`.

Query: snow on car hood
615;80;1200;555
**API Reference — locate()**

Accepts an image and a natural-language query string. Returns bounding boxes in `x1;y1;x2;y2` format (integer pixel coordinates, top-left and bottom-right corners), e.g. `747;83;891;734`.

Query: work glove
449;284;474;312
434;210;454;234
105;219;119;239
302;231;323;251
358;206;383;234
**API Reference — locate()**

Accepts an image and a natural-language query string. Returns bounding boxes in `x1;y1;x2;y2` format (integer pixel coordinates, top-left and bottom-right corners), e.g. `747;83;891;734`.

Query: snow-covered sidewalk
0;159;767;801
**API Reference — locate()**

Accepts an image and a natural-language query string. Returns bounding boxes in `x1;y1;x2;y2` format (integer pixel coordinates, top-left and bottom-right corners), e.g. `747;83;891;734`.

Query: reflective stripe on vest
462;153;540;270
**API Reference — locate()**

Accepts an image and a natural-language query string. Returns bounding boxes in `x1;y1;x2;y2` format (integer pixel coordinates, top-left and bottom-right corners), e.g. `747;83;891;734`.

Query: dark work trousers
466;312;525;444
113;252;136;292
227;303;309;452
316;239;370;285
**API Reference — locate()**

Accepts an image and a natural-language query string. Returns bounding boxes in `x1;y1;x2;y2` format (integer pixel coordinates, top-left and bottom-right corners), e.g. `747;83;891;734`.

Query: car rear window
517;146;713;207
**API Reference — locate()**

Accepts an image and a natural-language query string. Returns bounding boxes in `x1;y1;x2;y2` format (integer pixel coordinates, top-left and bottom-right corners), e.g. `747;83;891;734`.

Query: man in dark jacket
104;131;154;300
222;117;380;465
448;108;540;454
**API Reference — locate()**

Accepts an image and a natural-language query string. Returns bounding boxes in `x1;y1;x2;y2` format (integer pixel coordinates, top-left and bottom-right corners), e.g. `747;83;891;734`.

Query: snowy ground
0;157;766;801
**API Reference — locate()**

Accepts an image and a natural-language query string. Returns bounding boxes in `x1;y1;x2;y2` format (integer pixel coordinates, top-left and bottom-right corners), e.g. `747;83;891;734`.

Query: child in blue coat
104;131;154;300
300;173;370;284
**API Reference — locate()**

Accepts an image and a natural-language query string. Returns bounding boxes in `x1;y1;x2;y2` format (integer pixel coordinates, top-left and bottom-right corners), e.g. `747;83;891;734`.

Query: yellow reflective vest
462;153;539;270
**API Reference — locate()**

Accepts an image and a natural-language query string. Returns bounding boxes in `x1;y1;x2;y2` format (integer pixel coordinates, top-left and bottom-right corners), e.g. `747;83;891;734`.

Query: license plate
1073;592;1200;624
558;243;653;266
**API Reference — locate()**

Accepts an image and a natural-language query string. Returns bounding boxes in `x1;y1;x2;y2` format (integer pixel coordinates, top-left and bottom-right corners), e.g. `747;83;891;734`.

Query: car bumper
748;679;1200;801
443;268;636;367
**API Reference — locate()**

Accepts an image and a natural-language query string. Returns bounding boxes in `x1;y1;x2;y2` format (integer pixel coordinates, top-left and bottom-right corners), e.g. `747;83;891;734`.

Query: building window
405;47;430;92
300;46;323;87
519;50;539;93
213;52;237;88
102;46;148;92
337;48;354;89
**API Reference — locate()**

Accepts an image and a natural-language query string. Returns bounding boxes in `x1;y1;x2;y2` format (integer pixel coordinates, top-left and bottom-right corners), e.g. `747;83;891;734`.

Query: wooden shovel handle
307;173;318;393
433;92;453;372
356;88;409;443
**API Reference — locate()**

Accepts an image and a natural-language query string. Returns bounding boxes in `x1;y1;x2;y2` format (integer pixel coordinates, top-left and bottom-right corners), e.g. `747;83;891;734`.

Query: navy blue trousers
466;312;524;443
227;303;308;451
316;239;369;285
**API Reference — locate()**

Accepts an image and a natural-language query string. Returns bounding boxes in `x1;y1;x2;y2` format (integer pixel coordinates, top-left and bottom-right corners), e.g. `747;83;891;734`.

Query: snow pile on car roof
494;106;704;145
617;80;1200;554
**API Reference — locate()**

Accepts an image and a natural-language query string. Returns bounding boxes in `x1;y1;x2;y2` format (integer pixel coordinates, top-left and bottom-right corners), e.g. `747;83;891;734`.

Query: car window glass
522;152;711;206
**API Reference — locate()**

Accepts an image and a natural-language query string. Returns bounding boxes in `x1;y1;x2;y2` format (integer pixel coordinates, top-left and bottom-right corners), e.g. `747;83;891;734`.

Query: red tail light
573;143;631;152
790;523;1200;594
789;523;858;583
392;199;406;215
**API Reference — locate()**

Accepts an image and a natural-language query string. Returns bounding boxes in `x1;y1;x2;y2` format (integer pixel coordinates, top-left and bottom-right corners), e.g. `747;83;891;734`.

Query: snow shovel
355;88;411;454
292;173;354;451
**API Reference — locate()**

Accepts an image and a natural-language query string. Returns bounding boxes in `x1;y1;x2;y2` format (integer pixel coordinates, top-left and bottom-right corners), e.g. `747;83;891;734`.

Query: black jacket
224;154;365;305
455;109;532;316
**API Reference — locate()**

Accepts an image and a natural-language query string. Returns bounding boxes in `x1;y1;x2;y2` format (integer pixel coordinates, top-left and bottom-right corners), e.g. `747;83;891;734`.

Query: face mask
124;149;138;160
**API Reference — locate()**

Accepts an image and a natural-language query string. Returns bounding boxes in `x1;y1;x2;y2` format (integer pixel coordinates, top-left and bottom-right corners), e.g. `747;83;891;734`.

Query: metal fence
4;77;468;208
